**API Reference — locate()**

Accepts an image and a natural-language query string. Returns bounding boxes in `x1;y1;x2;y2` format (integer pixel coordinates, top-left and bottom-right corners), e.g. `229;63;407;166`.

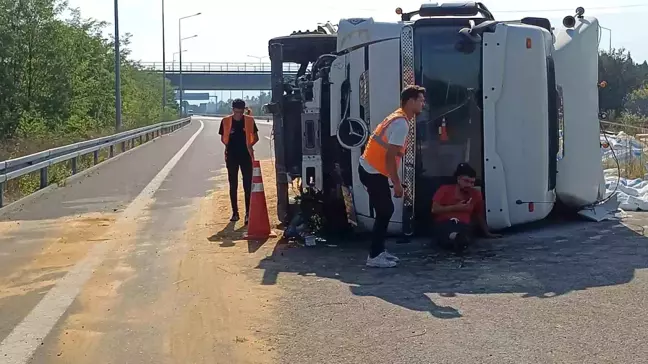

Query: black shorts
434;219;473;252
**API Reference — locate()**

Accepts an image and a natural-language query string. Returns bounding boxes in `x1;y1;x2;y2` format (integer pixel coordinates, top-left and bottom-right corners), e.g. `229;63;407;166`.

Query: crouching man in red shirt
431;163;501;253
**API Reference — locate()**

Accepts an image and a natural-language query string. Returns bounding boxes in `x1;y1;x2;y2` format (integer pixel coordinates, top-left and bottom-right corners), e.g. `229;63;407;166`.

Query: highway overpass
142;62;300;90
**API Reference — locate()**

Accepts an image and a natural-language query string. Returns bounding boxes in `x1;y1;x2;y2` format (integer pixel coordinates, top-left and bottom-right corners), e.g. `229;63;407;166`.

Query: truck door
410;21;485;231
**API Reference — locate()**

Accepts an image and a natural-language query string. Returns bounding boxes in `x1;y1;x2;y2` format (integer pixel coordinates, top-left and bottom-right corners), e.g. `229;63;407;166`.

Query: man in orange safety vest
358;85;426;268
219;99;259;224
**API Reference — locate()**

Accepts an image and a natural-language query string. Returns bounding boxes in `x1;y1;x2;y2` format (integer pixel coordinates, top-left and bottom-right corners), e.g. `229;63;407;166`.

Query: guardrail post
93;150;99;165
0;182;4;208
110;145;114;158
139;135;143;144
40;167;48;189
121;141;126;153
71;157;78;174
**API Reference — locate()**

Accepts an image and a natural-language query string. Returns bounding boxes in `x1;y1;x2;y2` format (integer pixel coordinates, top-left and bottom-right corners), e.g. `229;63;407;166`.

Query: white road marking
0;120;205;364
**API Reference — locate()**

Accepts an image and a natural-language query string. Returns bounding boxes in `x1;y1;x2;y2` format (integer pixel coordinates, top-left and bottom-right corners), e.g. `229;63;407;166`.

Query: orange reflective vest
361;108;410;176
221;115;256;155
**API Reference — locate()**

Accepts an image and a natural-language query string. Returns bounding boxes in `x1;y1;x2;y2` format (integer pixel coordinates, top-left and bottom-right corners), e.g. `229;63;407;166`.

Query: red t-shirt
432;184;484;224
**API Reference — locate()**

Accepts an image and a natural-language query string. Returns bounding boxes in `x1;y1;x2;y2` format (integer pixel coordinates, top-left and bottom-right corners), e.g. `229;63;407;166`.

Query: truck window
412;23;484;222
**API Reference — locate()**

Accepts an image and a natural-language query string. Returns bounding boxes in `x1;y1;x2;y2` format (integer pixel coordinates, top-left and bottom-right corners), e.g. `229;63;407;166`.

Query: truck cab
266;3;604;236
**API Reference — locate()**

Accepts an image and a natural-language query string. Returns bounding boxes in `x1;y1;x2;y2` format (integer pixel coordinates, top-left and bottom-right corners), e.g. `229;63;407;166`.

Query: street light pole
178;12;201;117
247;55;267;71
173;50;187;71
114;0;122;131
162;0;166;112
600;26;612;54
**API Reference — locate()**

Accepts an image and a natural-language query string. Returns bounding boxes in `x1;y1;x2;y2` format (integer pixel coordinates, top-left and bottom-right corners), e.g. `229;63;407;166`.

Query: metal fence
600;120;648;180
0;117;192;208
140;62;303;73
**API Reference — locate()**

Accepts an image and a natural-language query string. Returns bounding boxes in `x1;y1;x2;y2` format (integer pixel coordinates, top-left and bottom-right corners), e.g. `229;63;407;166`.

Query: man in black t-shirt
219;99;259;224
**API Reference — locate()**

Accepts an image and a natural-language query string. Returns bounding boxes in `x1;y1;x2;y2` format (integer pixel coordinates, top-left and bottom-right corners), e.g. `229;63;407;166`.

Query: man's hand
247;146;255;161
450;202;473;212
393;183;404;198
224;149;228;161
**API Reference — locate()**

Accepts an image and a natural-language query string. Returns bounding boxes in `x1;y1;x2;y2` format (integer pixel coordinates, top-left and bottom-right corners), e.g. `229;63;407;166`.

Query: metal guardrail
0;117;192;208
140;62;303;73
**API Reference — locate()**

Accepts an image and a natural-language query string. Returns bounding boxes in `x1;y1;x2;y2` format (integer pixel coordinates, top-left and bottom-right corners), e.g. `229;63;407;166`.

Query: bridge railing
140;62;303;73
0;117;192;208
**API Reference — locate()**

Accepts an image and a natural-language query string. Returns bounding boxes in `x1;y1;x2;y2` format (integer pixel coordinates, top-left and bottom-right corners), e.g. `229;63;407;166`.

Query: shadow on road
208;221;246;248
208;222;269;253
256;218;648;319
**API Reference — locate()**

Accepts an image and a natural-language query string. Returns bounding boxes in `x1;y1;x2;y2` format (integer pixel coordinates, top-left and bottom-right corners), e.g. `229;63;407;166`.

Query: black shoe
230;212;240;222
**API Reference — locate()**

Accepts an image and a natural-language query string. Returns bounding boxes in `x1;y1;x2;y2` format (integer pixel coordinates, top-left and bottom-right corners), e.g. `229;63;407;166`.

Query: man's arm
384;119;408;187
251;121;259;146
431;200;467;214
385;145;401;187
431;187;471;214
219;121;226;144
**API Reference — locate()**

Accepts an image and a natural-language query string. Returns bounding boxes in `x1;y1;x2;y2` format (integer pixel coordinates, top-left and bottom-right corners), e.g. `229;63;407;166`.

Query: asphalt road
0;117;276;363
1;116;648;363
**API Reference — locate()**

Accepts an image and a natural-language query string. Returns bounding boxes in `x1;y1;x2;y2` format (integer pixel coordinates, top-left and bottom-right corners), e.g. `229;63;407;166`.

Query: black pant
358;165;394;258
434;219;473;253
226;153;252;215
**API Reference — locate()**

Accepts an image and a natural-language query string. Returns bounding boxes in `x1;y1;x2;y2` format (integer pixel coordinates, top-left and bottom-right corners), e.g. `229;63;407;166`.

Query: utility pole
162;0;166;112
178;19;183;116
114;0;122;131
178;13;201;117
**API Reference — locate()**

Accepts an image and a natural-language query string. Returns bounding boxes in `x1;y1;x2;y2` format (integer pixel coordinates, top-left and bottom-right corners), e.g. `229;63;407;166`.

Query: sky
65;0;648;101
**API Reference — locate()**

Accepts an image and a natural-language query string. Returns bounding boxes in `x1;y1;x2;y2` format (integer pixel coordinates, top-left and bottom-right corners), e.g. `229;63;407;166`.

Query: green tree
598;48;648;115
0;0;178;159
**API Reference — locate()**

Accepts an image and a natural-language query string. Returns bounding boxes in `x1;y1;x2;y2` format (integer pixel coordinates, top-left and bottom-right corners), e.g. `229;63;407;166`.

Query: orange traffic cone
439;118;448;141
245;160;276;240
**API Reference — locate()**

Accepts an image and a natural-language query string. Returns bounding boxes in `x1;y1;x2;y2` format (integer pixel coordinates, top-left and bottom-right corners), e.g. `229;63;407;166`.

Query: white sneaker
383;250;400;262
366;252;398;268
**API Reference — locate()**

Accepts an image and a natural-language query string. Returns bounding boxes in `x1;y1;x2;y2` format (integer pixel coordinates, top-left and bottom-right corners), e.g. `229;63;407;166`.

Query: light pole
247;55;268;71
178;12;201;116
114;0;122;131
173;50;187;70
161;0;166;112
600;26;612;54
179;35;197;115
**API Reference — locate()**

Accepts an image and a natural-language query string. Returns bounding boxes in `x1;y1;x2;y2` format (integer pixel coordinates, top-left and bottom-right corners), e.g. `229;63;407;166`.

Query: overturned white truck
265;3;606;237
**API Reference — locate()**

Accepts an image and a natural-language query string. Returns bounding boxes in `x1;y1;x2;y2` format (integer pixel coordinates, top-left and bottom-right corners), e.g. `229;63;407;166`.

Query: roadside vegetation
0;0;179;203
